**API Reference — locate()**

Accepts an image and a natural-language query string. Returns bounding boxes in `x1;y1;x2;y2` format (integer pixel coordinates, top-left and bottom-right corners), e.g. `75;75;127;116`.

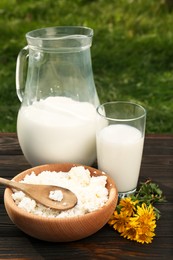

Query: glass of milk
96;101;146;198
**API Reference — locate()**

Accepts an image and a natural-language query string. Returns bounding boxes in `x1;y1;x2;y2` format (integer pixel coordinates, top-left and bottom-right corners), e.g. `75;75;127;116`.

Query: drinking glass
96;101;146;198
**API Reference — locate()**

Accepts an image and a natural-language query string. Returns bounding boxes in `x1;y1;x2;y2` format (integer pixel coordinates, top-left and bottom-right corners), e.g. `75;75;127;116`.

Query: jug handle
16;46;29;102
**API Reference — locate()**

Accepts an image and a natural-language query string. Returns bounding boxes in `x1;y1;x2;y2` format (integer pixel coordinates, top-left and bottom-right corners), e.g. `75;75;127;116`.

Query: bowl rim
4;163;118;222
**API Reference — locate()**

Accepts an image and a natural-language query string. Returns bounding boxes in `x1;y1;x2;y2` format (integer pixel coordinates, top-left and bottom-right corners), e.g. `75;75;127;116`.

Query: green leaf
132;180;166;219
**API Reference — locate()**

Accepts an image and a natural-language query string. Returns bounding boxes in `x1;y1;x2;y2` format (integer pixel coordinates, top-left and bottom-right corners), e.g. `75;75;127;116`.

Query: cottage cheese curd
49;190;63;202
12;166;108;218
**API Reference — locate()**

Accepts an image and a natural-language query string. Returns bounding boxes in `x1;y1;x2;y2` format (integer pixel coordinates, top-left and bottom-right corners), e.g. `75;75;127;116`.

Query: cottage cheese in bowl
4;163;118;242
12;166;109;218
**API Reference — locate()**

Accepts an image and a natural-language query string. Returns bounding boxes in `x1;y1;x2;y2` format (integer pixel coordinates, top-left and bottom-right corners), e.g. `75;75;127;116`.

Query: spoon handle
0;177;25;191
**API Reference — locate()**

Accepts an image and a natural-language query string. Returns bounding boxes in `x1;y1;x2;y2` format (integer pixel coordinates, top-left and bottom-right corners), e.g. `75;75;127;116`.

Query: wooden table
0;133;172;259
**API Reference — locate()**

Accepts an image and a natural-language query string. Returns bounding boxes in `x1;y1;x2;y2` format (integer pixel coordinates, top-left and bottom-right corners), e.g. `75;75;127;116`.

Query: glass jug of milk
16;26;100;166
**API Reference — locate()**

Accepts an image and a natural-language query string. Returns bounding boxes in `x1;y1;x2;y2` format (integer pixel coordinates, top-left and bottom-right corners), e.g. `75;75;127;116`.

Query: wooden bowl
4;163;118;242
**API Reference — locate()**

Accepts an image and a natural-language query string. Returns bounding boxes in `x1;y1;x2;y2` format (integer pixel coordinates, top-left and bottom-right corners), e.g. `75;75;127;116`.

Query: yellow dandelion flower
121;221;138;241
138;225;156;237
108;210;129;233
119;197;138;217
136;231;155;244
134;203;156;227
130;203;156;244
136;203;156;219
137;220;156;234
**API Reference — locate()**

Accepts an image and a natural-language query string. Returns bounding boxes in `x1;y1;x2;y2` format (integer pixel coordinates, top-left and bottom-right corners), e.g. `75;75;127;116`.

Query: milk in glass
96;124;144;192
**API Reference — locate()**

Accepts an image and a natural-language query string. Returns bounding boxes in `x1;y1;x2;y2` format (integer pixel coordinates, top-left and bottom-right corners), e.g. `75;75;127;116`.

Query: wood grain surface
0;133;173;259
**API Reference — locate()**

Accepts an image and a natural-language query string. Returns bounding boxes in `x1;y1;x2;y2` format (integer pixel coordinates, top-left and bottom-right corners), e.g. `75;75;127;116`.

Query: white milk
17;97;97;166
96;124;144;192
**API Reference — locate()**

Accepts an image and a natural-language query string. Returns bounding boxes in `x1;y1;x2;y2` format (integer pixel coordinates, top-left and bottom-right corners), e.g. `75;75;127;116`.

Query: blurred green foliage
0;0;173;133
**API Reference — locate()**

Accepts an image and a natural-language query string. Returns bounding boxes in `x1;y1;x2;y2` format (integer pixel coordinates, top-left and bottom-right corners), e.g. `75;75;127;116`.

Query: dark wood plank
0;133;172;259
0;133;21;155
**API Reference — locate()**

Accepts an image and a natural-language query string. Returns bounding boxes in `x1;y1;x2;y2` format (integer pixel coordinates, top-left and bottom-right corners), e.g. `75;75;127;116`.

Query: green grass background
0;0;173;133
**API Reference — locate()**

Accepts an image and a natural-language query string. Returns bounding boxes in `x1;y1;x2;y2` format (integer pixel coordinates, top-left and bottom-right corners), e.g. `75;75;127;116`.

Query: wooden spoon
0;177;77;210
